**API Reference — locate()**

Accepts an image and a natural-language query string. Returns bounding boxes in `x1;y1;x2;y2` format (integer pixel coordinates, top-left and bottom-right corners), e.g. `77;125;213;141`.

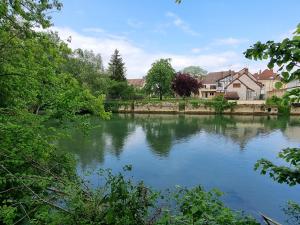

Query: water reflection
58;114;300;223
59;114;300;167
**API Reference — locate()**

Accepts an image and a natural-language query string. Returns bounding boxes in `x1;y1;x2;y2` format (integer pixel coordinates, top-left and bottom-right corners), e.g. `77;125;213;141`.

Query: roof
201;70;235;84
127;79;145;88
224;92;239;100
234;68;263;87
254;69;280;80
225;77;255;91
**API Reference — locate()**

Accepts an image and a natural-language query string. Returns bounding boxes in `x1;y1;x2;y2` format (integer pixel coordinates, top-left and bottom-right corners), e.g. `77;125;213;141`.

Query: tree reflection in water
58;114;299;167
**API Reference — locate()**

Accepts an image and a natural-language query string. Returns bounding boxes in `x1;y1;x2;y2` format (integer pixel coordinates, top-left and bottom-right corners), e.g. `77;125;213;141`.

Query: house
199;70;235;98
253;69;281;98
127;79;145;89
199;68;263;100
225;68;263;100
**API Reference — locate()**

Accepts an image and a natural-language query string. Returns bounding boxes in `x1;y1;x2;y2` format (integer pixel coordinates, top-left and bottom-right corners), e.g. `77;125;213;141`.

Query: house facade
199;70;235;99
199;68;263;100
254;69;282;98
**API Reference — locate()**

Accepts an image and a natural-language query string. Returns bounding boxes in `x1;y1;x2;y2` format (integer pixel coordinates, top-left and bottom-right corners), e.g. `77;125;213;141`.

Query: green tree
182;66;207;77
107;49;126;82
245;23;300;224
64;48;110;96
144;58;175;100
245;24;300;184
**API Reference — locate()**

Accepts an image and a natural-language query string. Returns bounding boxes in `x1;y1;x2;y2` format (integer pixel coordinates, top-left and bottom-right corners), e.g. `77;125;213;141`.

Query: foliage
172;73;201;98
64;48;109;96
144;59;176;100
246;22;300;224
204;95;236;114
254;147;300;186
107;81;136;100
284;88;300;103
244;23;300;83
158;186;259;225
182;66;208;77
178;101;185;111
0;0;62;32
107;49;127;82
266;95;290;115
284;201;300;225
104;101;134;112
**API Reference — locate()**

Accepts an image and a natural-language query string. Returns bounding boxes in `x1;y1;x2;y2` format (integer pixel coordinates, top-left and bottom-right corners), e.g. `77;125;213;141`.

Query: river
58;114;300;224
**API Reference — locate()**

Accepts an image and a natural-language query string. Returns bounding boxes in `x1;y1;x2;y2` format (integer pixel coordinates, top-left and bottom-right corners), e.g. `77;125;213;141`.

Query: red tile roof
254;69;280;80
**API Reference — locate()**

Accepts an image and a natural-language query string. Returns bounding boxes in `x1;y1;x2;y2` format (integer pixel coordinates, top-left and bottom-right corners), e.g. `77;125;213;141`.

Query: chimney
244;68;248;74
259;70;261;74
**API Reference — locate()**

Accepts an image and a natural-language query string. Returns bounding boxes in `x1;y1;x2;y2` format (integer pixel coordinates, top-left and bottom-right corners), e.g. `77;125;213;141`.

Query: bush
204;95;236;114
107;81;135;100
266;95;290;115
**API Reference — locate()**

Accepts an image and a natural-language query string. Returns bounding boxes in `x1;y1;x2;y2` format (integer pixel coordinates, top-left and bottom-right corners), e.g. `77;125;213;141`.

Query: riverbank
105;99;300;115
105;100;284;115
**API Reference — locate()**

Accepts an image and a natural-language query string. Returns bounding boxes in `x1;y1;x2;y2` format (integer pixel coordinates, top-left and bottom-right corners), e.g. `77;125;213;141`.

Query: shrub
205;95;236;114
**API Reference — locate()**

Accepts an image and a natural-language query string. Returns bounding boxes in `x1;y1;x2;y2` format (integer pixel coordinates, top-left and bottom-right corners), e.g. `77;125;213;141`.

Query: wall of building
226;80;248;100
239;74;261;99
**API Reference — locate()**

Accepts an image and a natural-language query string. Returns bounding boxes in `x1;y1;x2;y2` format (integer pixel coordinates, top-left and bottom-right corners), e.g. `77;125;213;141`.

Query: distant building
253;69;281;97
199;70;235;98
127;79;145;89
199;68;263;100
225;68;262;100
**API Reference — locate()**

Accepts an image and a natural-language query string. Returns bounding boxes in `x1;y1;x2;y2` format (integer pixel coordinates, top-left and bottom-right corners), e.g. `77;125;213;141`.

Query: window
209;92;214;96
210;85;216;89
233;83;241;88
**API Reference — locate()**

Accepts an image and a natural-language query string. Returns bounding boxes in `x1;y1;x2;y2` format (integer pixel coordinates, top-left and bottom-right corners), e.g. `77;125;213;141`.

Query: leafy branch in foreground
246;22;300;223
254;148;300;186
244;23;300;83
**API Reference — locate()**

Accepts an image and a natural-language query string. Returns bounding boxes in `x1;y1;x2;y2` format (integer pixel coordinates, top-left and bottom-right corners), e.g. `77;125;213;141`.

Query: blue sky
51;0;300;78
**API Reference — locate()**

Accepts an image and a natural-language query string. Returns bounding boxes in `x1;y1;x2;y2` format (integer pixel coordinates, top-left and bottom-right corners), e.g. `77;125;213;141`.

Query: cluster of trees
1;0;298;224
144;59;203;100
0;1;259;224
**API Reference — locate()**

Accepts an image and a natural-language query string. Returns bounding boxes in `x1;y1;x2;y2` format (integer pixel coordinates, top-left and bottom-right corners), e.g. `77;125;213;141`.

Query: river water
58;114;300;223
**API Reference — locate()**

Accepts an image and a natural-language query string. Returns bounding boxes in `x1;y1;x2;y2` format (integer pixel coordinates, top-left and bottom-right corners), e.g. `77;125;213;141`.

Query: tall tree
182;66;207;77
172;73;201;98
64;48;109;95
107;49;126;82
144;58;176;100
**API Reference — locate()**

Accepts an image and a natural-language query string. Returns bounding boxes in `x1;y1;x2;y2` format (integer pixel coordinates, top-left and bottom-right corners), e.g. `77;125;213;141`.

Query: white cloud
165;12;200;36
213;37;249;46
127;19;143;29
50;26;266;78
83;27;105;33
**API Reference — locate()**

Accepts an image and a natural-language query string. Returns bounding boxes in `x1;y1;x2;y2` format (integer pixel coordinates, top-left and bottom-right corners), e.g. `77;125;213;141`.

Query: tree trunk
159;92;162;101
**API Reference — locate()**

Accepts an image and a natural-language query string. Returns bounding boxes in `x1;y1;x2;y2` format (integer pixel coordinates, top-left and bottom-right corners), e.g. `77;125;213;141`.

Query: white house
224;68;262;100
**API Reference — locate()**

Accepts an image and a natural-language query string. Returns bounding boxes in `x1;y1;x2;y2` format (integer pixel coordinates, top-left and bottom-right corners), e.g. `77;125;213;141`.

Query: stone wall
291;105;300;115
116;102;279;115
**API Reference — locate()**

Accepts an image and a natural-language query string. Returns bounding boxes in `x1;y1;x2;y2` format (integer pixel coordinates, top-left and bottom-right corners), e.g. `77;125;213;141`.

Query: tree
245;24;300;185
144;58;175;100
245;24;300;83
172;73;201;98
107;49;126;82
182;66;207;77
246;23;300;223
64;48;108;96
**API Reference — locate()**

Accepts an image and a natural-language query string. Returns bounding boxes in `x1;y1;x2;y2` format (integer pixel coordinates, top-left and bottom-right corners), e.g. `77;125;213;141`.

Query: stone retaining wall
116;102;280;115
